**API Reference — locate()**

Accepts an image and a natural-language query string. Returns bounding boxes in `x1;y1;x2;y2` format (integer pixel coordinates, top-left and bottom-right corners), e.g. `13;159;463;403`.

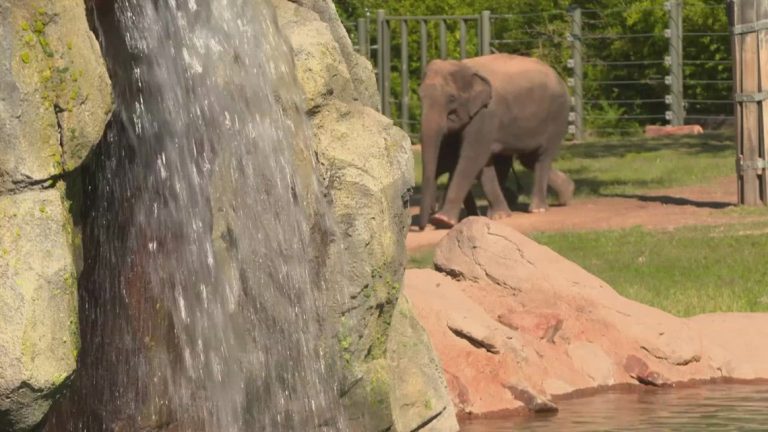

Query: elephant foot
488;207;513;220
528;203;549;213
429;213;458;230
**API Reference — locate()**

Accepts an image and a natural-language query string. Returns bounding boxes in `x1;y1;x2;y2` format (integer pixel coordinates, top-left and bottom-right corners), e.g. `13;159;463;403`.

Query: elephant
417;53;575;230
428;133;520;218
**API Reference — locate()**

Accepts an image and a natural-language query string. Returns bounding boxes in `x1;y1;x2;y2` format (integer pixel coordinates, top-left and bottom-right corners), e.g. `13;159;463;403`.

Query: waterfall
44;0;346;430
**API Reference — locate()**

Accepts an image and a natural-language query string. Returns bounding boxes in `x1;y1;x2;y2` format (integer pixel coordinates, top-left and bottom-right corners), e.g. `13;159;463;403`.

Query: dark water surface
461;384;768;431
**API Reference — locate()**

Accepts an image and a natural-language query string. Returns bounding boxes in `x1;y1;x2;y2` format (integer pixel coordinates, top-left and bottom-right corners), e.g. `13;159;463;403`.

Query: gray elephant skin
428;135;519;219
418;53;575;230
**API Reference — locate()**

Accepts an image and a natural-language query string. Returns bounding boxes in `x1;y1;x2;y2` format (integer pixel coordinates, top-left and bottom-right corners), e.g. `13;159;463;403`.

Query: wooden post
730;0;768;205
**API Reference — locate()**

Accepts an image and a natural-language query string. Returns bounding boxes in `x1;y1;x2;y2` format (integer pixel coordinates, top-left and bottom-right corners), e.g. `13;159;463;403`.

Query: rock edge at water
405;217;768;418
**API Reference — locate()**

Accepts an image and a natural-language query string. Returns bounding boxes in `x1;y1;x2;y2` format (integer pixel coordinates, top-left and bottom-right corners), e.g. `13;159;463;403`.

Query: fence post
729;0;768;205
480;11;491;56
420;20;428;76
376;10;391;117
400;20;410;135
459;19;467;59
376;10;385;112
439;20;447;59
666;0;685;126
569;6;585;141
357;18;368;57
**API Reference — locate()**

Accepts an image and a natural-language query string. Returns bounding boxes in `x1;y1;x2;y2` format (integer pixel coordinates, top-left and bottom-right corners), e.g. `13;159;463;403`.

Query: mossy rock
1;0;112;192
0;189;80;431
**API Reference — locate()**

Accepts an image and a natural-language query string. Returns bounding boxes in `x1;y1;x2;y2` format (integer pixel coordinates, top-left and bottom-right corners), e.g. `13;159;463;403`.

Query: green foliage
336;0;732;137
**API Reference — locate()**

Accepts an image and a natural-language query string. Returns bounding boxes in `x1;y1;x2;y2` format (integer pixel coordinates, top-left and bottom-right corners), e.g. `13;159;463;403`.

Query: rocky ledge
405;217;768;419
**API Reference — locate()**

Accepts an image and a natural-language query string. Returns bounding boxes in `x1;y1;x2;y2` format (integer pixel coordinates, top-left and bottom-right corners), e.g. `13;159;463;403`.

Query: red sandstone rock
404;217;768;419
644;124;704;137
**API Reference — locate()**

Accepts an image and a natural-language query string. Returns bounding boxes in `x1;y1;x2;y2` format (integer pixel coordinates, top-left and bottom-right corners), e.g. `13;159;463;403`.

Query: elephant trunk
418;115;446;230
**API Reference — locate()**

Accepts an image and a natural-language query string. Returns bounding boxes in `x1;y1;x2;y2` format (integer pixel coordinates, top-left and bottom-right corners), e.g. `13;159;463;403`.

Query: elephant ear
467;72;492;117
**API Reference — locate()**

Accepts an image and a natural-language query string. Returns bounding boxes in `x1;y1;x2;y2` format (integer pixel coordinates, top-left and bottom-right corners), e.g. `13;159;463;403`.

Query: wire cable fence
344;0;733;142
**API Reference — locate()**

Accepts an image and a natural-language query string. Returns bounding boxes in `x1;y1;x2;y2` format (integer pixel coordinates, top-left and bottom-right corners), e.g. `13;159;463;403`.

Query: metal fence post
570;6;585;141
376;10;391;117
420;20;428;76
400;20;410;134
480;11;491;56
459;19;467;59
376;10;385;113
357;18;368;57
439;20;447;59
666;0;684;126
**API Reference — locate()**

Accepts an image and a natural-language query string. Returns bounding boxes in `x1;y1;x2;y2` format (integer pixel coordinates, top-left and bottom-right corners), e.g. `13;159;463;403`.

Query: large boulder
0;0;112;430
274;1;458;430
285;0;380;111
405;217;768;418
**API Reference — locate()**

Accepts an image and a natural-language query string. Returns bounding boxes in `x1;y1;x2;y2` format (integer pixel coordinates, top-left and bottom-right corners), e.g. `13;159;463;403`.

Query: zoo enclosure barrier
729;0;768;206
346;1;734;141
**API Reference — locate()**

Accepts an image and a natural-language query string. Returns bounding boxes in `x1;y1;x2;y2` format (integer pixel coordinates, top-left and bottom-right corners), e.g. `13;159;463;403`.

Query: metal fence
345;1;733;141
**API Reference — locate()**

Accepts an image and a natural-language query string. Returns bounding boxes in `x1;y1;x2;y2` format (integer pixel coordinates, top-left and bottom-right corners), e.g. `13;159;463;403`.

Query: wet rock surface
274;1;456;430
405;217;768;419
0;1;112;430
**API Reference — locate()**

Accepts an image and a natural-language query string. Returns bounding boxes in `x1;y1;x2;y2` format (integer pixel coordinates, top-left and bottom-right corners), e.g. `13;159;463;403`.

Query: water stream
44;0;345;430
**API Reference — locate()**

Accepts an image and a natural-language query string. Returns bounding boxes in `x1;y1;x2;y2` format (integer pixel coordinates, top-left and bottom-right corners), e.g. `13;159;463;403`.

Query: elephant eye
448;94;457;103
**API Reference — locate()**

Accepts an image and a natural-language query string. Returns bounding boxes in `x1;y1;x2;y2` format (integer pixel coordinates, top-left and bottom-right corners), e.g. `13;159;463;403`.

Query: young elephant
418;53;574;230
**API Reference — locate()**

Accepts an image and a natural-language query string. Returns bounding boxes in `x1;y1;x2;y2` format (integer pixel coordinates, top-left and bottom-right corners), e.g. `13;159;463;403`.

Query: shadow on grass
561;133;733;160
609;194;733;209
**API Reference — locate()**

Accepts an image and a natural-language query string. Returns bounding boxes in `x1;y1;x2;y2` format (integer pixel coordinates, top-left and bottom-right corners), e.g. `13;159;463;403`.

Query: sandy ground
406;176;762;251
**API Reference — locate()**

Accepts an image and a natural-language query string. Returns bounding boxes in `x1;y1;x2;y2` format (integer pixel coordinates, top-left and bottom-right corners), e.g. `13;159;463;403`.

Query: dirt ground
407;176;764;251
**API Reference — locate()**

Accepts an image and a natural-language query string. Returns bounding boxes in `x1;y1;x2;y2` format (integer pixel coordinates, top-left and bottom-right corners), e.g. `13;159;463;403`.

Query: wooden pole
730;0;767;205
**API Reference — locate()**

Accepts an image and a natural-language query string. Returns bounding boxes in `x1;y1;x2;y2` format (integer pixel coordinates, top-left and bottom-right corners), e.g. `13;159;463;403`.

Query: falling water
44;0;346;430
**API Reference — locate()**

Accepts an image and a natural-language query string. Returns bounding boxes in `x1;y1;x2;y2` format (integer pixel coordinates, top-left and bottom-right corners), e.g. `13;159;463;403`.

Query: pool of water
460;384;768;431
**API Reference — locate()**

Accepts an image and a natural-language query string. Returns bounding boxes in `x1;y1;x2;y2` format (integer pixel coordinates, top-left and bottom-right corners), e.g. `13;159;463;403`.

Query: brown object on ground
407;176;747;252
644;124;704;137
404;217;768;419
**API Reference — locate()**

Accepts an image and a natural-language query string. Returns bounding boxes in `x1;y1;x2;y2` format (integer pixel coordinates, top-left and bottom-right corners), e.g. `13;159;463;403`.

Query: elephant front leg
430;151;489;229
480;164;513;220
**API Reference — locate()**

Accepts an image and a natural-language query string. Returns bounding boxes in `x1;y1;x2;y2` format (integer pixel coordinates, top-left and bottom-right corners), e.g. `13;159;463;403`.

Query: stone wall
273;1;458;430
0;0;112;430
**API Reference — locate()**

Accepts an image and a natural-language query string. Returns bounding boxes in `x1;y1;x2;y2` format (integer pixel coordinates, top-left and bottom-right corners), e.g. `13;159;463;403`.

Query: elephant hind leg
481;164;513;220
549;169;575;206
519;150;574;208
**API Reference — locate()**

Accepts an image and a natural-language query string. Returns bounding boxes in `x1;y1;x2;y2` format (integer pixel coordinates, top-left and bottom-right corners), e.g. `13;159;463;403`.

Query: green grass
413;132;734;200
408;222;768;317
532;222;768;317
407;248;435;269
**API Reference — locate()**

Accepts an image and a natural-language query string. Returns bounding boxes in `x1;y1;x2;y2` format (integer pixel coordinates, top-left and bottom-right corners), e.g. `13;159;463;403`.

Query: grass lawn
533;223;768;317
407;221;768;317
412;132;734;200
